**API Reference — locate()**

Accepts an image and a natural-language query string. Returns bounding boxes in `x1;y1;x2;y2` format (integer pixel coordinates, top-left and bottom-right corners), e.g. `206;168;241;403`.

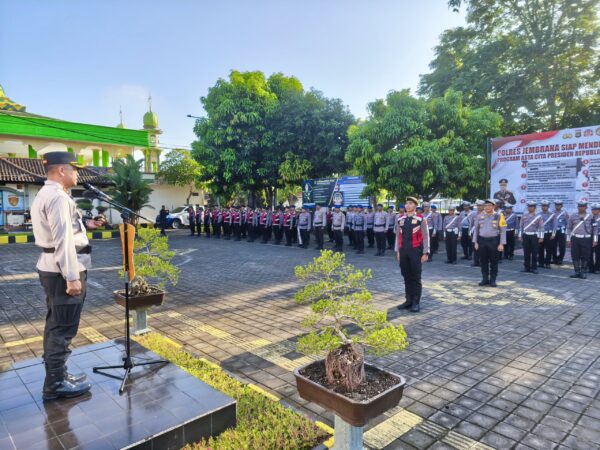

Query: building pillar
92;149;100;166
28;145;37;159
101;149;110;167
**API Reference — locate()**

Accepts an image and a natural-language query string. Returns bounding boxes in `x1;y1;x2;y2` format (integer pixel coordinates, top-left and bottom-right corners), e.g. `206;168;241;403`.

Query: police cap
475;200;485;206
387;205;394;210
377;204;383;207
504;203;513;209
42;151;85;169
397;204;404;209
499;178;508;183
554;199;563;205
431;205;437;209
526;200;537;207
540;200;550;206
592;203;600;210
577;200;588;207
484;199;495;205
422;201;431;207
406;196;419;205
367;206;373;210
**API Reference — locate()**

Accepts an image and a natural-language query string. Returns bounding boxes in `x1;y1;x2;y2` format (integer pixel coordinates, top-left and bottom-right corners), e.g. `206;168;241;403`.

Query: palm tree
109;154;153;224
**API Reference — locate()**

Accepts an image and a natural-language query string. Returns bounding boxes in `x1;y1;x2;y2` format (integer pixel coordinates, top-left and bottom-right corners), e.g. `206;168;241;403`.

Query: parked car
167;205;197;229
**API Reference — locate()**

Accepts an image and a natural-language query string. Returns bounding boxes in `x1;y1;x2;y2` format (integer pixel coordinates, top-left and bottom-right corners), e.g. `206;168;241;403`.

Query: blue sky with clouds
0;0;464;150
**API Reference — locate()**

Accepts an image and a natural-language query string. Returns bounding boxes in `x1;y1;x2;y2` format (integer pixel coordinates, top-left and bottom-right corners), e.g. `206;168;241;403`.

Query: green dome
143;111;158;129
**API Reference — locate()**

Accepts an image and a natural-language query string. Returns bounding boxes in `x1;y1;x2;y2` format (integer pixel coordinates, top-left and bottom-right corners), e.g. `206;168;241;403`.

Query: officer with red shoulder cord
395;196;430;313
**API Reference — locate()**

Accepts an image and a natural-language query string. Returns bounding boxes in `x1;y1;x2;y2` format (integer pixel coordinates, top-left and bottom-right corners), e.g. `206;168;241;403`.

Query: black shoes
478;279;490;286
398;300;412;310
570;272;581;278
580;273;587;279
410;303;420;312
531;269;539;274
489;280;497;287
43;366;91;401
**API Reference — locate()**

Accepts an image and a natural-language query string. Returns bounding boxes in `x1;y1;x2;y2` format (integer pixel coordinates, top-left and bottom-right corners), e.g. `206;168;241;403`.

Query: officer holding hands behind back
31;151;105;400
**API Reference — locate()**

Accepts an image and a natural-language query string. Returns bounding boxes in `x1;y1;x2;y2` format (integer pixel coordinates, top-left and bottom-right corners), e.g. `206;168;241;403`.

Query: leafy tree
157;149;203;204
346;89;502;201
420;0;600;133
109;154;153;222
191;70;355;206
295;250;408;391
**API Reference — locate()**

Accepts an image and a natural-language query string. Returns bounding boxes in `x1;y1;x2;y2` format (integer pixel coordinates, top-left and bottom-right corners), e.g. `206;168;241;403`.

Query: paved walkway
1;233;599;450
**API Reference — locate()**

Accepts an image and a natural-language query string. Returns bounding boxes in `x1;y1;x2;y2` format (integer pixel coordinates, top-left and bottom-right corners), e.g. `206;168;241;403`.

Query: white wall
138;184;205;223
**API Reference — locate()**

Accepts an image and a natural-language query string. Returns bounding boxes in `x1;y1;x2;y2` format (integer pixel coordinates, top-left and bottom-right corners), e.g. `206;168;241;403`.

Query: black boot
570;272;581;278
478;279;490;286
489;278;497;288
410;296;420;312
398;296;412;310
43;364;91;401
579;272;587;279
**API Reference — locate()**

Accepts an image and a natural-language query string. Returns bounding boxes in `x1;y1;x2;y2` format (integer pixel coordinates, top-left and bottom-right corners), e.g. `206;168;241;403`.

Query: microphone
83;182;109;200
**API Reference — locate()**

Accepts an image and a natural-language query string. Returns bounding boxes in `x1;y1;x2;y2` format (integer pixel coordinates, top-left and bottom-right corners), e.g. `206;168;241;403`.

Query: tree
420;0;600;134
109;154;153;222
346;89;502;201
295;250;408;391
157;149;203;204
191;70;355;206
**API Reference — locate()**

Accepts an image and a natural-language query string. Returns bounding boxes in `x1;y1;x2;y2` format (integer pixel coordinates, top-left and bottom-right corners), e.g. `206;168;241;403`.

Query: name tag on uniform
412;219;417;224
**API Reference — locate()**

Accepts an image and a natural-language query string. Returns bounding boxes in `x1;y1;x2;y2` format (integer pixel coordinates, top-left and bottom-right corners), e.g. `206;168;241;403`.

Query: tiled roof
0;157;113;185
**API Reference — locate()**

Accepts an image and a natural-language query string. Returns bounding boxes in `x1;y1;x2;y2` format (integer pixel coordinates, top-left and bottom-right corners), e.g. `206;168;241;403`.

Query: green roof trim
0;112;150;148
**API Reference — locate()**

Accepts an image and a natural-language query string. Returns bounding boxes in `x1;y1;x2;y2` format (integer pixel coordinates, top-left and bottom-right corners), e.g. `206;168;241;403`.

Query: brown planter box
114;290;165;308
294;360;405;427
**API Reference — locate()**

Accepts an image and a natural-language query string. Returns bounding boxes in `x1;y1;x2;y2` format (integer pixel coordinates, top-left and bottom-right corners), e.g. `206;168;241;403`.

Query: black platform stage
0;340;236;450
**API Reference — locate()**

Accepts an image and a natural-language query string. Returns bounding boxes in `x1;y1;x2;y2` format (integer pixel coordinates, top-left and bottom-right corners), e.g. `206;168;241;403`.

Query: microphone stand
90;192;167;394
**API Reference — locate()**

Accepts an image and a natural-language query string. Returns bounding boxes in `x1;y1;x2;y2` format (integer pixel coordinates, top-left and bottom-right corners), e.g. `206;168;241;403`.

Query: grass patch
135;333;329;450
0;231;33;236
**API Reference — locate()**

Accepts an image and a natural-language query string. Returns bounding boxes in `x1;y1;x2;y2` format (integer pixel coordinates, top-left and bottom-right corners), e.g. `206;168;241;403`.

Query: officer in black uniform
396;196;430;312
188;206;196;236
31;152;105;400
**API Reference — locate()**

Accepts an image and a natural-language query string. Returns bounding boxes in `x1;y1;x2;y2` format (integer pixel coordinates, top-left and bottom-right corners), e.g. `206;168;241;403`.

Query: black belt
43;245;92;255
478;236;499;241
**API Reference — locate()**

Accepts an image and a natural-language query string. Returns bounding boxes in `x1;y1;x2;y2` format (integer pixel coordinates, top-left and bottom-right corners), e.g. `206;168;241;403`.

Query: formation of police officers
182;197;600;282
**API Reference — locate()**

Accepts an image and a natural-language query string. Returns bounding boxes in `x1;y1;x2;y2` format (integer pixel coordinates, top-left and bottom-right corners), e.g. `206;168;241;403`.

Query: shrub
136;333;329;450
294;250;409;391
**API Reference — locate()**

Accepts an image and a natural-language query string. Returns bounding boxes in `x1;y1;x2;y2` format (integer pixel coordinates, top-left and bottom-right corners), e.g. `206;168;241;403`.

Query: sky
0;0;464;151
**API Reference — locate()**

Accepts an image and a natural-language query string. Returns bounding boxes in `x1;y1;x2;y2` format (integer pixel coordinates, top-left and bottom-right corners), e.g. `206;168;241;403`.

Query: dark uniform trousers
461;228;472;258
538;232;553;266
314;226;325;249
478;236;499;281
553;230;566;264
399;247;423;304
196;219;202;236
261;225;271;243
427;229;435;261
233;223;241;241
522;234;539;271
571;237;591;273
204;218;211;237
445;231;458;263
366;228;374;248
39;271;87;371
591;242;600;273
273;226;283;244
213;221;221;238
431;230;439;254
504;230;515;259
327;223;334;242
334;230;344;251
386;229;395;249
355;230;365;252
284;227;293;246
375;232;386;255
300;229;310;248
189;217;196;235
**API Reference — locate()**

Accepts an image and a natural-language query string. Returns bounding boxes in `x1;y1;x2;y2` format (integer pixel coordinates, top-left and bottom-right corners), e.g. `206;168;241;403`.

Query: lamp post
186;114;202;119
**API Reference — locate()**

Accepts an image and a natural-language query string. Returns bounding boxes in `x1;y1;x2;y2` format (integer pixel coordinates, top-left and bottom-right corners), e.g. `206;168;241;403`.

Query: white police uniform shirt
31;180;91;281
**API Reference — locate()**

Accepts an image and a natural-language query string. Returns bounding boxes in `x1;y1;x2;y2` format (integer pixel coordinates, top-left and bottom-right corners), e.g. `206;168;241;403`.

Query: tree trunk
325;344;365;392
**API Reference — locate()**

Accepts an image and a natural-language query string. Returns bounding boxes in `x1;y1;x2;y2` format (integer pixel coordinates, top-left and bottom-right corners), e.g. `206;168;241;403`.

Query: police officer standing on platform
31;151;105;400
503;204;518;260
567;200;597;279
374;204;387;256
313;204;327;250
552;200;569;265
396;196;430;312
472;199;506;287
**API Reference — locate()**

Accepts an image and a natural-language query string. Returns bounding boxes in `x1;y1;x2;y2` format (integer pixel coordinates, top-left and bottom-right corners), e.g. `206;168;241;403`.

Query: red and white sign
491;125;600;212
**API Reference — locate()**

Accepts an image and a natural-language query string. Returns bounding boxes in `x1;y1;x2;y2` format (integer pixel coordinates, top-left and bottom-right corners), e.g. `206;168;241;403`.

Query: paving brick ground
1;232;599;449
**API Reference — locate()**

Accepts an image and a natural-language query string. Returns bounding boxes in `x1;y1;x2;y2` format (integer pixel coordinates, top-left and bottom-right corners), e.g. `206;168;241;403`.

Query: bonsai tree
294;250;409;391
125;227;180;296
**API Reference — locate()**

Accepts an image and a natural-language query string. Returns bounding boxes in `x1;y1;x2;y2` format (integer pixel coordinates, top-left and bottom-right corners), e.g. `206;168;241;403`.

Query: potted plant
293;250;408;428
114;227;180;308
